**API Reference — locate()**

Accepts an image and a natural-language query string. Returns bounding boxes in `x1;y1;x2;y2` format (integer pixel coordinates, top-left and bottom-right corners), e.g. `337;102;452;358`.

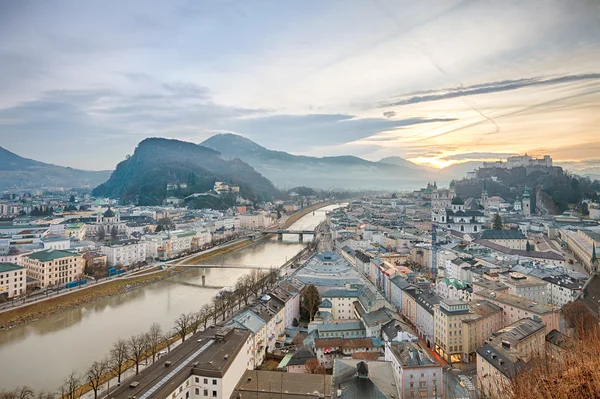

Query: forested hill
92;138;278;205
455;166;600;214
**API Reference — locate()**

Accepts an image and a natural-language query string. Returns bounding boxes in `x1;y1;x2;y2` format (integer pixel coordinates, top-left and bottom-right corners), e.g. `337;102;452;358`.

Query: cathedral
432;195;486;234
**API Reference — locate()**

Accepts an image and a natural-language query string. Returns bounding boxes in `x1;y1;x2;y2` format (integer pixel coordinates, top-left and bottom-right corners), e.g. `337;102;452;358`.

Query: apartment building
477;318;546;398
20;249;84;288
385;339;443;399
101;239;148;267
0;263;26;298
500;272;549;305
461;301;503;363
433;299;472;363
543;275;583;307
473;288;560;333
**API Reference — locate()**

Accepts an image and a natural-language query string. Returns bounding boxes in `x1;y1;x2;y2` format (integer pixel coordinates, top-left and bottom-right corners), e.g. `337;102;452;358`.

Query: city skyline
1;0;599;170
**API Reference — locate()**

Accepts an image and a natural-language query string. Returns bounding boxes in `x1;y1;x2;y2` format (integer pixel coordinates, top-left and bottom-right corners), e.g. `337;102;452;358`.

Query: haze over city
1;0;599;171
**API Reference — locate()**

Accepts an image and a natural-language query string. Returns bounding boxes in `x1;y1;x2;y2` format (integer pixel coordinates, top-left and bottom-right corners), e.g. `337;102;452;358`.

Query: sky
0;0;599;171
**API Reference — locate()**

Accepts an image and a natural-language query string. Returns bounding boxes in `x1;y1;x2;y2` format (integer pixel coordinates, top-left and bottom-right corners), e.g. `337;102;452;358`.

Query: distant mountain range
1;134;485;196
92;138;278;205
201;134;446;190
0;146;111;190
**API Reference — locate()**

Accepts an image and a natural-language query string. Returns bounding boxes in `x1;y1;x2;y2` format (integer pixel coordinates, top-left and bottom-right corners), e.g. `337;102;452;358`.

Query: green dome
451;196;464;205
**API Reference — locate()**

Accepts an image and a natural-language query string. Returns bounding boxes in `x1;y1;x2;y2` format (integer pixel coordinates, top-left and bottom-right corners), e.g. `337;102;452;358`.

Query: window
204;379;208;384
212;391;217;397
204;389;208;396
195;388;200;395
213;379;217;385
195;377;200;383
186;392;189;399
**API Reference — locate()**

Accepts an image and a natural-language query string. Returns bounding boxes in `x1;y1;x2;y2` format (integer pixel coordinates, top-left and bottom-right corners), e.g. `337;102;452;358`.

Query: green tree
492;213;503;230
69;195;76;203
301;285;321;321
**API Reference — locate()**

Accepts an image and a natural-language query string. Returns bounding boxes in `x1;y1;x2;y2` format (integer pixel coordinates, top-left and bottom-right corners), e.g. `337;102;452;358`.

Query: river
0;205;336;391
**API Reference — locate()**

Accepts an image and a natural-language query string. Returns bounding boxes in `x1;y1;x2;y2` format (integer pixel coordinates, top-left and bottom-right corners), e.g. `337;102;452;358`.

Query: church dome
451;196;464;205
103;208;115;217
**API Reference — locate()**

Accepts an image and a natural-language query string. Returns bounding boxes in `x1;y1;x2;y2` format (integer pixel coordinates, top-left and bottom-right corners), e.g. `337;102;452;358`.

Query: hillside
92;138;278;205
455;166;600;214
201;133;434;190
0;146;111;190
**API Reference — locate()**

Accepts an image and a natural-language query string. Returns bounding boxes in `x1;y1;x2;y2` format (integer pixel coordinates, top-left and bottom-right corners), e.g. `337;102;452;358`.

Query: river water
0;206;336;391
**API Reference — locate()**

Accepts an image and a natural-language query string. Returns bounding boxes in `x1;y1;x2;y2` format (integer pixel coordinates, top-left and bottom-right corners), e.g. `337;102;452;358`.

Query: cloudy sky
1;0;599;171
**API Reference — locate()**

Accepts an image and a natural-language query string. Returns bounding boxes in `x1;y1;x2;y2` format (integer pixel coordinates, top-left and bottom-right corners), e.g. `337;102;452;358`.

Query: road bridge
261;229;317;242
174;264;275;270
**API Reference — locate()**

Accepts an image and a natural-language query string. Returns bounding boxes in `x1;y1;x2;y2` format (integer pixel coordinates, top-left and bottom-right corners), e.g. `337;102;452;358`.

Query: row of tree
0;269;281;399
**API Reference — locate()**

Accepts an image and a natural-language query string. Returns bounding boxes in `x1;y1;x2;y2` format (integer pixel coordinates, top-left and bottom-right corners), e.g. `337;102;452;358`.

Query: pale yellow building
20;249;84;288
65;222;86;241
0;263;26;298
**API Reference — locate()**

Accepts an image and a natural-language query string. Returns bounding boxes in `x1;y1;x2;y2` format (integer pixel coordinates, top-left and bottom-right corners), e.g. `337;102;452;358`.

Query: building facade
20;249;84;288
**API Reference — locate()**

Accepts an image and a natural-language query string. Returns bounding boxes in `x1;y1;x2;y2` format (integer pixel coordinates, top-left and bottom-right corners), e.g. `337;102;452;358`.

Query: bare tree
0;387;35;399
248;269;261;298
147;323;163;363
86;360;108;399
200;304;212;330
212;295;227;321
189;311;202;335
59;371;81;399
164;329;176;353
235;276;250;306
174;313;192;342
110;338;129;385
35;392;54;399
128;334;147;375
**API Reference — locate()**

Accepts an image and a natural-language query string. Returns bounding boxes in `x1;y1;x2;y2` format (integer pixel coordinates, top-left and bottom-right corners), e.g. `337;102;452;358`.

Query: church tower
481;180;489;210
522;188;531;217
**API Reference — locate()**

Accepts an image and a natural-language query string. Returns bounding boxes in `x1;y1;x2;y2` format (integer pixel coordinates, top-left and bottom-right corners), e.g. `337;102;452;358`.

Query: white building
431;197;486;234
543;275;584;307
385;340;443;399
238;213;272;229
109;327;252;399
101;240;148;267
143;230;196;260
0;263;26;298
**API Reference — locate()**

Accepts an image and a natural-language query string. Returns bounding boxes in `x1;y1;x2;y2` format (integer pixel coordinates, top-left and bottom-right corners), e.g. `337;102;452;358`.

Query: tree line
0;268;279;399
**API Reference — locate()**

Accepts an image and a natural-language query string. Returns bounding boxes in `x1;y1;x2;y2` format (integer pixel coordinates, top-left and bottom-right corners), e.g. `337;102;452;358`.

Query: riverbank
0;239;254;330
283;201;332;228
0;205;330;331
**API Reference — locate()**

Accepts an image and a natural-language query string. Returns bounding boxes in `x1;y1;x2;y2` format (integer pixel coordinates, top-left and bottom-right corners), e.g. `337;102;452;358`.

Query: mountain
0;146;111;190
439;161;483;180
377;156;433;171
92;138;278;205
201;133;433;190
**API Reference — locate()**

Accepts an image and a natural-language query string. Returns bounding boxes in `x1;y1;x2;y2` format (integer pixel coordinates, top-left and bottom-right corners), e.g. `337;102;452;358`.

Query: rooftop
332;359;399;399
231;370;332;398
475;288;557;314
0;262;24;273
24;249;79;262
390;340;440;368
476;343;529;379
491;318;545;343
111;327;250;399
481;229;527;240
